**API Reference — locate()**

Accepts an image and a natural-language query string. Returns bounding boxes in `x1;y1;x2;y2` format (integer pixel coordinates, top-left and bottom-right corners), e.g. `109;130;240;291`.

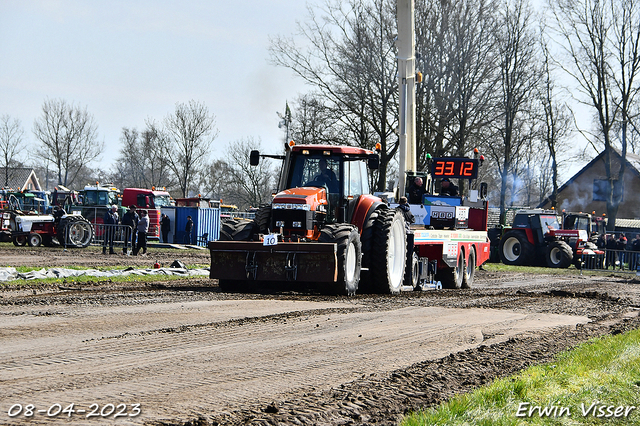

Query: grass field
402;328;640;425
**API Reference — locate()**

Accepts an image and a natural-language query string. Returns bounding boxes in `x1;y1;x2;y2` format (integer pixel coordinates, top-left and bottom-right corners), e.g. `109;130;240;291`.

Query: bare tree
270;0;398;191
537;30;573;209
198;159;233;201
32;98;103;187
486;0;541;224
163;100;218;197
551;0;640;229
0;115;25;187
223;137;277;209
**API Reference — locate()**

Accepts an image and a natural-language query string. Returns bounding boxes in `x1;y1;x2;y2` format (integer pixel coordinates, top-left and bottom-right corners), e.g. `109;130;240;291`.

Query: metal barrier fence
91;224;135;251
580;248;640;274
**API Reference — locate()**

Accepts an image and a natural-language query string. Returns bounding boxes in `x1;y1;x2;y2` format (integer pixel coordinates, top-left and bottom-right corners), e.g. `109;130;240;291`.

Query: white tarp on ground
0;267;210;282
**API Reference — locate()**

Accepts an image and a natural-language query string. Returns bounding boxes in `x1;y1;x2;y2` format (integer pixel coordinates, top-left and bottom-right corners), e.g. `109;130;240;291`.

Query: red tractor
498;209;596;268
3;209;94;248
211;143;407;295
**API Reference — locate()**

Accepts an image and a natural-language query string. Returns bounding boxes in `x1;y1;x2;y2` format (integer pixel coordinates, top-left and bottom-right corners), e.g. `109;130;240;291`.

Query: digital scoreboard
430;158;479;179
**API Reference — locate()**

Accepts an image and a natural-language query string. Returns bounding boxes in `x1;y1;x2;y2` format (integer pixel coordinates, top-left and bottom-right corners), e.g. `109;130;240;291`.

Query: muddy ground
1;244;640;426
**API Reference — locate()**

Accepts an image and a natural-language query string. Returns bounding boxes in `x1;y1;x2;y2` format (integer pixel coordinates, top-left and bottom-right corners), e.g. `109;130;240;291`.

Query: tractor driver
315;158;339;193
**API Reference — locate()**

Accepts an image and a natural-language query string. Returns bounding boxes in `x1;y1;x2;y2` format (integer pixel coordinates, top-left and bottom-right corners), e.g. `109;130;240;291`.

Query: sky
0;0;310;169
1;0;592;183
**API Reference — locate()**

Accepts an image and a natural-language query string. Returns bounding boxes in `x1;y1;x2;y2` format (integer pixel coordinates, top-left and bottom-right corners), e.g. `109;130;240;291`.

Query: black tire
58;216;94;248
13;235;27;246
318;224;362;295
438;250;464;289
499;230;534;266
219;219;257;241
369;208;407;294
546;240;573;268
27;233;42;247
42;235;53;247
462;248;476;288
253;204;272;235
405;250;419;288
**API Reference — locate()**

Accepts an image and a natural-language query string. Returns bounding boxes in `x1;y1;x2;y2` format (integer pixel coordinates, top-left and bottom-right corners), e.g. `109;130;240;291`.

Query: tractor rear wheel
58;216;94;248
318;224;362;296
369;208;407;294
219;219;257;241
438;250;465;289
462;248;476;288
28;233;42;247
499;230;534;265
546;241;573;268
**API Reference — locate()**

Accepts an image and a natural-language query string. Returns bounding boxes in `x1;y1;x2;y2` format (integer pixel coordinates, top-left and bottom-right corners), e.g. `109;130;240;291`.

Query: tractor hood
272;187;328;213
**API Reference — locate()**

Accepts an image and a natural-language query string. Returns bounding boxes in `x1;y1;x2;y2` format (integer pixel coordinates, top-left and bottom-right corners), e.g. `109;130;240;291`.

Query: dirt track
1;245;640;425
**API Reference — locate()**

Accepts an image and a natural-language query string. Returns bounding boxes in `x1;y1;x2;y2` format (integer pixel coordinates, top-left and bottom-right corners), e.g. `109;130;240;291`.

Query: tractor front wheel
318;224;362;296
499;231;534;266
13;235;27;246
219;219;257;241
546;241;573;268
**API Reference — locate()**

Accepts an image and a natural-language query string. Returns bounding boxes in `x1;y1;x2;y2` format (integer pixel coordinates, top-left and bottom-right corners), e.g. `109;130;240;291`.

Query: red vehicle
122;188;172;239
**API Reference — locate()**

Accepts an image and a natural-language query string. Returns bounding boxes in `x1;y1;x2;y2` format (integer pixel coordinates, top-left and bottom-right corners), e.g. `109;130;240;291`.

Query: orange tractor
210;143;407;295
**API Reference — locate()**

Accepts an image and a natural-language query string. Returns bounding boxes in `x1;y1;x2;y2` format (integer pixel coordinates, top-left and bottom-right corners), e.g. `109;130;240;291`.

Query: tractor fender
350;195;384;232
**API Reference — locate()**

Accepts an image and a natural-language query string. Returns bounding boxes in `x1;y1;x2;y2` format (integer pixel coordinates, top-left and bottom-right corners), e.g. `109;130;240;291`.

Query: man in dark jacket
630;234;640;270
440;178;459;196
121;205;139;255
396;196;414;233
184;215;194;244
160;213;171;243
407;177;426;204
102;205;119;254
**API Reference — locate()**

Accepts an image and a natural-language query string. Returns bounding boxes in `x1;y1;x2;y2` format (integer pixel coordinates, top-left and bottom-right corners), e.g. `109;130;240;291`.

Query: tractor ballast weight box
208;241;338;282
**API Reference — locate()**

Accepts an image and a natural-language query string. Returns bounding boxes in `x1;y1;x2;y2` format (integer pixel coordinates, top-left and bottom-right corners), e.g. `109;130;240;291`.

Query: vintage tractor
3;209;94;248
210;143;407;295
498;209;595;268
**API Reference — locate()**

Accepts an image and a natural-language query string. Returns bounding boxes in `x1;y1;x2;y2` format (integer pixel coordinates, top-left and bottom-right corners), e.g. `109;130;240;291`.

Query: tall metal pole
396;0;417;198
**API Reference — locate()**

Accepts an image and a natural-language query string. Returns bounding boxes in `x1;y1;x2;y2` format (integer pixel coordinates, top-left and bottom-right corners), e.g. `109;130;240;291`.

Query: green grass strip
402;328;640;425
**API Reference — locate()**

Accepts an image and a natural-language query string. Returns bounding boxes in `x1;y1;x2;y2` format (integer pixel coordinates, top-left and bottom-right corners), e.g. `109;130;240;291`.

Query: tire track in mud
0;304;589;425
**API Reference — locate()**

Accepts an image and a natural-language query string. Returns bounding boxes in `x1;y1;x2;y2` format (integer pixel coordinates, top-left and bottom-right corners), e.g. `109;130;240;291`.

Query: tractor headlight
292;221;302;228
275;220;285;227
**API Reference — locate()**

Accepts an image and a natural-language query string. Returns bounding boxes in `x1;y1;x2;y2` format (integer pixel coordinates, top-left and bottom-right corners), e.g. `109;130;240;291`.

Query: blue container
174;207;221;246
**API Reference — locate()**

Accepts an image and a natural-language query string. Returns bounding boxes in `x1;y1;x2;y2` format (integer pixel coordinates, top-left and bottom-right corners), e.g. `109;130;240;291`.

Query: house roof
537;148;640;208
1;168;41;191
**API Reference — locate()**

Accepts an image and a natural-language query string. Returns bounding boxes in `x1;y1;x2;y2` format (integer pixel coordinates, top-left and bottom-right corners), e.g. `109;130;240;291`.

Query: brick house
538;149;640;219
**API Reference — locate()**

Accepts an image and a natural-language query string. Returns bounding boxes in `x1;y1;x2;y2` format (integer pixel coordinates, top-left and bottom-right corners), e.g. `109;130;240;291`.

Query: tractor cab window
289;154;341;194
343;159;368;198
539;215;560;234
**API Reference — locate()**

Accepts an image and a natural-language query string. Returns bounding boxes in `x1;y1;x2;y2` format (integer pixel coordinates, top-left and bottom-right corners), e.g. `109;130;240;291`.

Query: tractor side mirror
367;153;379;170
479;182;488;199
250;150;260;166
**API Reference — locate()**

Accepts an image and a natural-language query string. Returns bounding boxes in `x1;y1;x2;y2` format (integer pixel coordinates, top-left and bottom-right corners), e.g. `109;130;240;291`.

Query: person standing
395;196;415;233
184;215;194;244
160;213;171;243
407;177;426;204
134;210;149;256
102;205;119;255
121;205;139;255
631;234;640;270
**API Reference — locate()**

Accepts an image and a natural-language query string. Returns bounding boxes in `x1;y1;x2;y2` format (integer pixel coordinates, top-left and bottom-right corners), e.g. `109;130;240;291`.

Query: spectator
596;233;606;249
102;205;119;255
605;234;618;269
134;210;149;256
407;177;426;204
121;205;139;255
161;213;171;243
630;234;640;271
395;196;414;233
440;178;459;196
617;233;628;266
184;215;194;245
